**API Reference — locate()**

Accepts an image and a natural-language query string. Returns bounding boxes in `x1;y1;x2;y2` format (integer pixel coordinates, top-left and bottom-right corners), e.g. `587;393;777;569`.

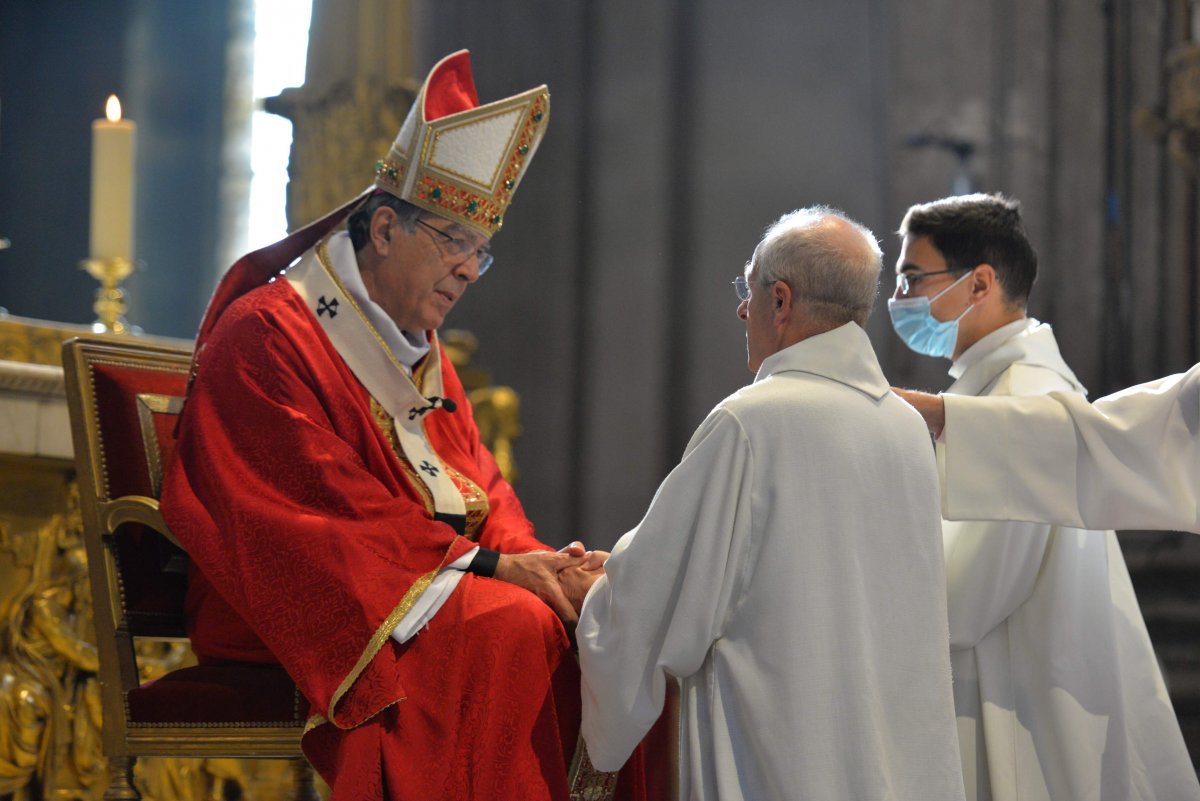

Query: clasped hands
492;541;608;627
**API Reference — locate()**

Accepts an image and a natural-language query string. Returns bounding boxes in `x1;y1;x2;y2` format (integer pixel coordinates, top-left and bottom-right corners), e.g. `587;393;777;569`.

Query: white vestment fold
578;323;964;801
940;319;1198;801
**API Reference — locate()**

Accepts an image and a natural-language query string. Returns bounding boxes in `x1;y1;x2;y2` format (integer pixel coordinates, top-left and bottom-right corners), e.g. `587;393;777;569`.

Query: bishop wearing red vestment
162;51;652;801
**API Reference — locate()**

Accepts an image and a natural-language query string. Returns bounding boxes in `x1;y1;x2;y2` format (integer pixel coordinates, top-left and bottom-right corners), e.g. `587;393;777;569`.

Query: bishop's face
737;260;776;373
364;215;489;332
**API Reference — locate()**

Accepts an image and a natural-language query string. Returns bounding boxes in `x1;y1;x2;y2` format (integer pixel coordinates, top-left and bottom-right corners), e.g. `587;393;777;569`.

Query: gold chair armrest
99;496;184;550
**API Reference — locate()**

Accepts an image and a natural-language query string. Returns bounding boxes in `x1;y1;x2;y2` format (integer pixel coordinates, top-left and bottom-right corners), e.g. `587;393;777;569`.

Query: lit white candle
90;95;136;262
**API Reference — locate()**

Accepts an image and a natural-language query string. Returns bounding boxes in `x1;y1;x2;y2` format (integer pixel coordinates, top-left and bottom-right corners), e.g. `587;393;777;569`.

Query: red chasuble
162;277;651;800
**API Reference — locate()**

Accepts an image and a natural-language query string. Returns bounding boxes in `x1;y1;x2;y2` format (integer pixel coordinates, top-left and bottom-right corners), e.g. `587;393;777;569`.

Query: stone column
264;0;418;230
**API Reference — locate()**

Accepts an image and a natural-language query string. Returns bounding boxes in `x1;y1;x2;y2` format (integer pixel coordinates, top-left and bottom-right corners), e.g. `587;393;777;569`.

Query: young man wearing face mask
889;194;1199;801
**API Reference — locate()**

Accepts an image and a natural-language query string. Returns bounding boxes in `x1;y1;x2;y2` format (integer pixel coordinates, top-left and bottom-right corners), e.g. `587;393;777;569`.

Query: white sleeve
938;364;1200;532
576;410;753;771
389;548;477;644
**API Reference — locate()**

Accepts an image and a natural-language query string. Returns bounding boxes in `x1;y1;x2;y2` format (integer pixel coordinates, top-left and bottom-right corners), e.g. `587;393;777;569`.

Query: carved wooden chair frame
62;337;314;800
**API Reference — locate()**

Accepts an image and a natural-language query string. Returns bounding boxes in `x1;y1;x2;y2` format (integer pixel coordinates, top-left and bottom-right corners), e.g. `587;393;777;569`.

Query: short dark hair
898;193;1038;306
347;193;423;251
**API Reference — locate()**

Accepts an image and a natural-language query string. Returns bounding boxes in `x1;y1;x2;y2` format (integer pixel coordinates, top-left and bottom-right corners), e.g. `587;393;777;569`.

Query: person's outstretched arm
896;366;1200;533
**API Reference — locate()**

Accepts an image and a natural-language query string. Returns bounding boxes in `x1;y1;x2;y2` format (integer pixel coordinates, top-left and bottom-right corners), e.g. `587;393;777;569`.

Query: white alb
578;323;965;801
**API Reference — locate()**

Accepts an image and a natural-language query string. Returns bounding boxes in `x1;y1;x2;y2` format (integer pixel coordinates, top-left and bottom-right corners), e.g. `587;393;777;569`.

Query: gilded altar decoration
0;317;90;367
442;329;523;484
0;482;101;800
0;474;285;801
80;257;136;335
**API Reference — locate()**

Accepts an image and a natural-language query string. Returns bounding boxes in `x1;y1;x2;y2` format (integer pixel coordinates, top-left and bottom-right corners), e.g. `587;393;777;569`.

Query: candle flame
105;95;122;123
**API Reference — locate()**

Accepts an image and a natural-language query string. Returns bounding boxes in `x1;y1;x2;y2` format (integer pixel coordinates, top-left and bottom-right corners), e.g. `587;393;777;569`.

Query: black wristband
466;547;500;578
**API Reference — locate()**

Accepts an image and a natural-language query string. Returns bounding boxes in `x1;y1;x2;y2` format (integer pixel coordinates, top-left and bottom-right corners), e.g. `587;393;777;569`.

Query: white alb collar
325;231;431;371
948;317;1034;380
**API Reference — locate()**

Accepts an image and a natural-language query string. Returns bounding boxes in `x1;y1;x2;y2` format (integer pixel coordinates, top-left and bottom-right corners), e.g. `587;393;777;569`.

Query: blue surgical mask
887;270;975;359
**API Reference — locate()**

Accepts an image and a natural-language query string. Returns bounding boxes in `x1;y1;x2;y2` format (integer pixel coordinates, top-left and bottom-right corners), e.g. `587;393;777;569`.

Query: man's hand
559;564;605;615
558;541;609;571
558;540;587;558
494;551;584;626
579;549;609;571
893;388;946;438
551;542;609;615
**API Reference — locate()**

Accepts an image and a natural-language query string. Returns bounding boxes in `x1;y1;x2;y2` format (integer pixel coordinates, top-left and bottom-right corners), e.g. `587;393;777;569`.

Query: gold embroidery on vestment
369;396;489;539
326;567;437;728
567;731;621;801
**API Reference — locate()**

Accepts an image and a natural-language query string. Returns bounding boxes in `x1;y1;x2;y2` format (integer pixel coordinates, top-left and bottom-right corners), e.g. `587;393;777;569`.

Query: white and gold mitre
373;50;550;237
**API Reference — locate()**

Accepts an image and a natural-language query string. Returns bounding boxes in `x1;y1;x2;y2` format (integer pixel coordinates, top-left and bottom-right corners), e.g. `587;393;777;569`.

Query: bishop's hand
494;551;584;626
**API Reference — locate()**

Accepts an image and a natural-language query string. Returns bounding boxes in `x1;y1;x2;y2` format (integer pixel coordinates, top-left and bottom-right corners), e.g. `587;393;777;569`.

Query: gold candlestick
80;256;135;334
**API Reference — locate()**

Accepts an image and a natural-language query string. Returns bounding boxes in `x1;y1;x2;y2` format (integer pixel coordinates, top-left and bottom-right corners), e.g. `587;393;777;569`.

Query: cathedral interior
0;0;1197;798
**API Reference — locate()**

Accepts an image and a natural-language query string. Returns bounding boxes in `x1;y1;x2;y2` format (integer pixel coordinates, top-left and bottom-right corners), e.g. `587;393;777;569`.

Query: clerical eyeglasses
416;218;494;276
